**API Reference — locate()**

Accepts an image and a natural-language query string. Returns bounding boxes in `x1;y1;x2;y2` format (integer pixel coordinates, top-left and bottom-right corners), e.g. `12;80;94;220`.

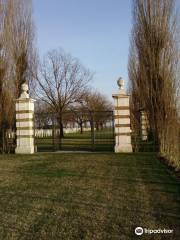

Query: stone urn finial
117;77;124;90
117;77;125;94
20;82;29;98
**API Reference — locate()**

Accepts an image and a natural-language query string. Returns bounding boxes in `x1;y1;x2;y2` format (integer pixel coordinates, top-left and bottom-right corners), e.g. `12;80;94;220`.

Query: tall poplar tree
128;0;180;169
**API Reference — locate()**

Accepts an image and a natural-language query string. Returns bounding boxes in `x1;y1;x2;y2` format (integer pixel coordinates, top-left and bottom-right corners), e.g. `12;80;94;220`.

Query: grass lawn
36;138;114;152
36;129;114;152
0;152;179;239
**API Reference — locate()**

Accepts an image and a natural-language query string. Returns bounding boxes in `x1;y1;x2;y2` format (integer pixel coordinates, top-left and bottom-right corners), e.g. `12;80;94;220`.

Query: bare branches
4;0;35;97
36;49;92;112
79;89;113;112
35;48;93;137
129;0;180;169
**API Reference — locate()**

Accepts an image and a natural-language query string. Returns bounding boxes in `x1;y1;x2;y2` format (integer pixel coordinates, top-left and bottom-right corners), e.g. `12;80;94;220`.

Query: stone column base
115;144;132;153
15;146;35;154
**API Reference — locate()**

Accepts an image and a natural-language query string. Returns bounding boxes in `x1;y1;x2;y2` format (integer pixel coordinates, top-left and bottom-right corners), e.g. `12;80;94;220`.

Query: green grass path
0;153;179;239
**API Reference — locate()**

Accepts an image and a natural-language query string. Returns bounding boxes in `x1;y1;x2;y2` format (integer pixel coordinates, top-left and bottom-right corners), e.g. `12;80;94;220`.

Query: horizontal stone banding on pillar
16;110;34;114
16;118;33;122
112;95;129;98
114;115;130;119
115;106;129;110
115;133;131;136
17;135;34;138
16;127;34;130
115;124;130;128
16;99;31;103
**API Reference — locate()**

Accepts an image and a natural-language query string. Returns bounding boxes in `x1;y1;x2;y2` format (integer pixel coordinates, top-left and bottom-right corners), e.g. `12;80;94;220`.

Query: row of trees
129;0;180;169
35;86;113;136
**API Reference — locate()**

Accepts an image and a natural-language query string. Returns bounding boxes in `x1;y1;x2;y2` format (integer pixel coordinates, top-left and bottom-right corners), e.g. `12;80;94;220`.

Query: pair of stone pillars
15;80;133;154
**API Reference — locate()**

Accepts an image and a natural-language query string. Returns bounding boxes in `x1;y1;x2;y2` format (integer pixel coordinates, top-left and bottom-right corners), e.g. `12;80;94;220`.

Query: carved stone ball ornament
20;82;29;98
117;77;124;90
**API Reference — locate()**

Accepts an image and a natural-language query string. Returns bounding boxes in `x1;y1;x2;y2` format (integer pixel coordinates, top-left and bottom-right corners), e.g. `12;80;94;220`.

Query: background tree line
35;85;113;137
128;0;180;170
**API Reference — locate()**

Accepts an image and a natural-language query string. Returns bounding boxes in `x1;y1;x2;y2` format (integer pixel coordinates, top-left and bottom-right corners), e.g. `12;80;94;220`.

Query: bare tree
128;0;180;169
81;90;113;112
34;101;52;129
35;49;93;137
68;105;88;134
79;89;113;131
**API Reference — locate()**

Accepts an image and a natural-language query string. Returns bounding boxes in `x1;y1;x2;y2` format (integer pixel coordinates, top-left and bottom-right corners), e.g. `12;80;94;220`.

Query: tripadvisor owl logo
134;226;174;235
135;227;143;236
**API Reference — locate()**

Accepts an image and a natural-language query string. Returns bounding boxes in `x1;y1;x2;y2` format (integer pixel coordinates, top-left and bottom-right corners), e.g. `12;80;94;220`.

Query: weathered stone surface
112;78;132;153
15;83;35;154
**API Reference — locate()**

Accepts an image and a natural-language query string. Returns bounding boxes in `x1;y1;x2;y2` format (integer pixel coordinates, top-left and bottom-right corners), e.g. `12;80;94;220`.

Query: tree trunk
90;114;95;150
0;129;3;153
0;127;7;153
58;113;64;138
57;113;64;150
95;122;99;131
79;121;83;134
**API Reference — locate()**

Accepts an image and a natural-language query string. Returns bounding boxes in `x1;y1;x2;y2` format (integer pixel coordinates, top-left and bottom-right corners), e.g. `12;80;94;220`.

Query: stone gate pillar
112;78;132;152
15;83;35;154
